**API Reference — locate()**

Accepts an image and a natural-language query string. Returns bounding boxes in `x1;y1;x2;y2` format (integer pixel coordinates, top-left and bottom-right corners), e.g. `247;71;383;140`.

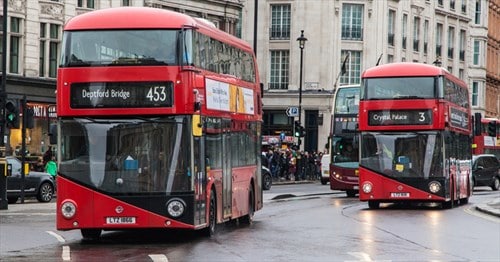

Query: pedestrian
45;156;57;177
43;146;53;165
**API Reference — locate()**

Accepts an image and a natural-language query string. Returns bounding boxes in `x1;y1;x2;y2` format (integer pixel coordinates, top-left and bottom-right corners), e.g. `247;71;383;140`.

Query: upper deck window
362;77;436;100
60;30;179;67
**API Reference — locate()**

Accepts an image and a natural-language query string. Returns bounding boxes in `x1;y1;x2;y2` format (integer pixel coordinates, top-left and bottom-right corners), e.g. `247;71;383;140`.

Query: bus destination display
71;82;173;108
368;109;432;126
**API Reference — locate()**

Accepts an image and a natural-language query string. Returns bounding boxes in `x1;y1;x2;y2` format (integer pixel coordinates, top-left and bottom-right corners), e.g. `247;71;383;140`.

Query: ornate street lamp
296;30;307;147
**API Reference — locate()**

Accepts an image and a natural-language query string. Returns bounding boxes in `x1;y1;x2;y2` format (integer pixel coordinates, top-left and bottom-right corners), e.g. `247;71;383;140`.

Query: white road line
46;230;66;243
346;252;392;262
149;254;169;262
62;245;71;261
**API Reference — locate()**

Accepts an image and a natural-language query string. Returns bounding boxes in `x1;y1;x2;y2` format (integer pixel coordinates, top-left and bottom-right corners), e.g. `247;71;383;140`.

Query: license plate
390;192;410;198
106;216;136;224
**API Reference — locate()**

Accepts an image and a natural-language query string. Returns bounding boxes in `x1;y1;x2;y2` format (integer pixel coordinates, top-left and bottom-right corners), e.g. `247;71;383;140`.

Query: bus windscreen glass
59;117;192;194
364;77;436;100
360;132;443;179
61;30;179;66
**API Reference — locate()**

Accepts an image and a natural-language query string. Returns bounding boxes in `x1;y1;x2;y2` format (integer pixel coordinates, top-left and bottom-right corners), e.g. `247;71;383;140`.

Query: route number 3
147;86;167;102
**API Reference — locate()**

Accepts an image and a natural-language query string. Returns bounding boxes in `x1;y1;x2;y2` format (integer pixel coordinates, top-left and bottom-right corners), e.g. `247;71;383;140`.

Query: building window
459;30;466;61
122;0;130;6
402;14;407;49
474;0;481;24
461;0;467;13
413;17;420;52
438;0;444;5
473;39;480;65
436;23;443;58
459;69;464;80
40;23;60;78
340;50;361;85
387;54;394;63
423;20;429;54
78;0;94;8
269;50;289;90
472;81;479;107
450;0;456;9
270;4;290;40
9;17;22;74
341;4;363;40
448;26;454;59
388;10;395;46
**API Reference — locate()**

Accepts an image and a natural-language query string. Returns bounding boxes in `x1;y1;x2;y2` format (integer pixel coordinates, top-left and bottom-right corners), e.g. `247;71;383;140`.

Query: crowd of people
262;147;325;181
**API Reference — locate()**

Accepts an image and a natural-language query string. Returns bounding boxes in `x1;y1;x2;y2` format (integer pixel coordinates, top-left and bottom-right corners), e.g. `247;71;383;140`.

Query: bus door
193;134;206;225
222;121;232;219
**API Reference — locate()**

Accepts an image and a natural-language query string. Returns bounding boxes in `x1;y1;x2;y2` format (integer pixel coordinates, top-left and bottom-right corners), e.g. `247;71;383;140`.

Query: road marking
46;230;65;243
149;254;168;262
463;206;500;223
62;245;71;261
346;252;391;262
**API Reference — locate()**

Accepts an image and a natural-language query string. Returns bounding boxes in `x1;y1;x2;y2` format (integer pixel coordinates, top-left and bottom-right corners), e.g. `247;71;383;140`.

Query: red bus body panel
329;165;359;190
56;177;193;231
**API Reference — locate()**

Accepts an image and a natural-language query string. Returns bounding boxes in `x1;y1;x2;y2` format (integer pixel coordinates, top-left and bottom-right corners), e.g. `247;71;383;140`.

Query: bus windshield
60;30;180;66
360;132;443;179
335;87;359;114
59;117;192;194
363;77;436;100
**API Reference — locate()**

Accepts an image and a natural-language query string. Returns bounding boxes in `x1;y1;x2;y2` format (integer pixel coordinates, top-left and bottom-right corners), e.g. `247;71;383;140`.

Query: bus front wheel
202;190;217;237
81;229;101;240
368;201;380;209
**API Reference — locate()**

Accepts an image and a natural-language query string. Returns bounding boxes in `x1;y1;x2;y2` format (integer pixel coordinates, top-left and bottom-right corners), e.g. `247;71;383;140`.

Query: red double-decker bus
358;63;472;209
473;117;499;157
56;7;263;239
329;85;360;197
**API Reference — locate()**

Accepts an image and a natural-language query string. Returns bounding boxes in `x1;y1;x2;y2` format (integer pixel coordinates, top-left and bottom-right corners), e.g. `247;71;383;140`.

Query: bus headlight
61;201;77;219
167;198;185;218
429;181;441;193
362;182;373;193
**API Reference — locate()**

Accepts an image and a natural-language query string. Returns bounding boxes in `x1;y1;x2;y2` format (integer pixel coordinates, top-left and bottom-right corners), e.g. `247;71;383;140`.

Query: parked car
320;154;330;185
6;156;56;204
472;154;500;191
262;166;272;190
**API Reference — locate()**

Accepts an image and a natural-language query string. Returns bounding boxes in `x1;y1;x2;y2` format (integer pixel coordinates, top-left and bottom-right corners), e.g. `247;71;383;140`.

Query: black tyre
36;182;54;202
320;178;328;185
368;201;380;209
263;172;272;190
81;229;101;240
490;177;500;191
7;197;18;204
346;190;357;197
240;186;254;225
202;190;216;237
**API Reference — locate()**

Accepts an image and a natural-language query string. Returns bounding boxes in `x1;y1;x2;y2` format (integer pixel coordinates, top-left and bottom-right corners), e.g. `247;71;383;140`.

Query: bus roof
64;7;253;52
362;62;446;78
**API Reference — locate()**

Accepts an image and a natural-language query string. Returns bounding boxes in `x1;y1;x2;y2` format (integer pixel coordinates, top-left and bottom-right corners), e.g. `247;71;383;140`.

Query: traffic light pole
0;0;9;210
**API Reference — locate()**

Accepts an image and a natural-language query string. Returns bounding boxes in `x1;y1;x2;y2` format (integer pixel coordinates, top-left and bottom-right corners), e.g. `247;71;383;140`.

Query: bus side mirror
192;115;202;137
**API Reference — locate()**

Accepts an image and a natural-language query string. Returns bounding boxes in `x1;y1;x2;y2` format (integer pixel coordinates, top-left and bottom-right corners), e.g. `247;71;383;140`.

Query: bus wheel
81;229;101;240
202;190;217;237
346;190;357;197
240;186;254;225
368;201;380;209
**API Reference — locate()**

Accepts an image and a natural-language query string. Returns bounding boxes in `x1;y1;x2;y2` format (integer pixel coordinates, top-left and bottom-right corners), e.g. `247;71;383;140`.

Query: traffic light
487;121;497;137
294;121;301;137
25;107;35;129
300;126;306;137
5;101;20;129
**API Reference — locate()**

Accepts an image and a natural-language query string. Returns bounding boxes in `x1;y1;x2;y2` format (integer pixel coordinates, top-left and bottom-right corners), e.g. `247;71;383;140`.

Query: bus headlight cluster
428;181;441;193
362;182;373;193
167;198;186;218
61;201;77;219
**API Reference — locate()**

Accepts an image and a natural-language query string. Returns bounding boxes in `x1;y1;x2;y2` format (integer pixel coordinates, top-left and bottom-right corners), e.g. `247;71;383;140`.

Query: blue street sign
286;107;299;117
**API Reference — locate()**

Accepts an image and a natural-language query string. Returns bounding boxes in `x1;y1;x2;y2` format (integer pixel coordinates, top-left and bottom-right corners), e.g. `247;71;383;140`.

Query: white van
320;154;330;185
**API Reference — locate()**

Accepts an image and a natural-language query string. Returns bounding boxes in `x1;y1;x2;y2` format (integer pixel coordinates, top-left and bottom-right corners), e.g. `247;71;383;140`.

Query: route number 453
146;86;167;102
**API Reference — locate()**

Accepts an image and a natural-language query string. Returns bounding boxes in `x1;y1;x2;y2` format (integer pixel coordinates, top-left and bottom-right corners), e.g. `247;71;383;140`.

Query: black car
472;154;500;191
6;156;56;204
262;166;272;190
